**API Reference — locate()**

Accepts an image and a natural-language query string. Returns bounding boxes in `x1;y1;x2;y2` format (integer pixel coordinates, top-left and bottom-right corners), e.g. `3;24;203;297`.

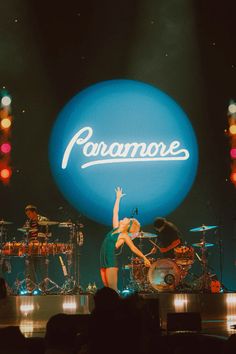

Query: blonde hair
129;218;141;233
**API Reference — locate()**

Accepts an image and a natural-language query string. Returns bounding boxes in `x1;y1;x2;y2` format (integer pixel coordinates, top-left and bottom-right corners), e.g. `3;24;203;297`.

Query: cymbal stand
60;223;74;294
60;223;83;294
39;225;62;294
71;224;84;293
197;231;213;292
13;228;38;294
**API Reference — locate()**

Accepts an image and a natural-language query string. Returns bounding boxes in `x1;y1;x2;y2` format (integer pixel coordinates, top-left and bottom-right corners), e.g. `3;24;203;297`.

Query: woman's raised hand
115;186;126;199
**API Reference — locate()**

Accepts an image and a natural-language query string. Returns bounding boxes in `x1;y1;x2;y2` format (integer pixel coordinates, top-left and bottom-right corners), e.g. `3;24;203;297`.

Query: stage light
230;171;236;184
1;95;11;107
229;124;236;135
20;304;34;313
230;148;236;159
1;117;11;129
174;295;188;309
0;168;12;179
120;288;134;298
228;103;236;114
0;143;11;154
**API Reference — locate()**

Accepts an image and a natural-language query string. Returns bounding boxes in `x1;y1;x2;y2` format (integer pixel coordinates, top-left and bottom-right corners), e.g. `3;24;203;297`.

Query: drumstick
59;256;68;276
149;239;161;251
195;252;202;262
144;251;153;257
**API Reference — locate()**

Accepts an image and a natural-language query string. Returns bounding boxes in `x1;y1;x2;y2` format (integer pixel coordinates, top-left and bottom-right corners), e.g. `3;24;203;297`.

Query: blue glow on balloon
49;79;198;226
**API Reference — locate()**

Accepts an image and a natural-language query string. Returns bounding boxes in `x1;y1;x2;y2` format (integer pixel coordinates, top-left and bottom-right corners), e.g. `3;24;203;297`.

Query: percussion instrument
2;242;25;257
38;220;59;226
136;232;157;238
129;257;155;284
192;242;215;248
17;227;37;233
189;225;218;232
174;245;195;266
59;222;74;228
2;241;72;257
148;258;181;292
0;220;13;225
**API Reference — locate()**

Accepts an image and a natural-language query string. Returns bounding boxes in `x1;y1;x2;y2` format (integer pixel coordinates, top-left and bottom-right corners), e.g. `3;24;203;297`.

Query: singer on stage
99;187;151;292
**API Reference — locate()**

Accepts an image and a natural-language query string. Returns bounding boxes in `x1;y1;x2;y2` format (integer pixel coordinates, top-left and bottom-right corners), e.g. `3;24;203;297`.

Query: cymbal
0;220;13;225
58;222;74;228
136;232;157;239
192;242;215;248
38;220;59;226
189;225;218;232
38;232;47;238
18;227;37;233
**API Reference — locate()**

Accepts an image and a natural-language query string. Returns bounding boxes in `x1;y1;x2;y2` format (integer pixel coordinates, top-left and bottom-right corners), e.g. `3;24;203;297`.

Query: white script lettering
61;126;190;169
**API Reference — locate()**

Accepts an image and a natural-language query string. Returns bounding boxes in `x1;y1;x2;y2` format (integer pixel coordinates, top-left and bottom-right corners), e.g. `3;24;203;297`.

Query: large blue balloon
49;79;198;226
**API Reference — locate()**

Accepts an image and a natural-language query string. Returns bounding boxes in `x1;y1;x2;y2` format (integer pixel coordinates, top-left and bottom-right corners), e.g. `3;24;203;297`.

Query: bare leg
106;267;119;292
100;268;108;287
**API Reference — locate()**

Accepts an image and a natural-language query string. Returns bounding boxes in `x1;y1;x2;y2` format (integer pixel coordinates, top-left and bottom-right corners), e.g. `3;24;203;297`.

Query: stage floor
1;292;236;338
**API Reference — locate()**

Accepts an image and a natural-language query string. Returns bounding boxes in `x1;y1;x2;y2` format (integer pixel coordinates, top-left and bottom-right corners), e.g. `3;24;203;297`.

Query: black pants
25;256;46;285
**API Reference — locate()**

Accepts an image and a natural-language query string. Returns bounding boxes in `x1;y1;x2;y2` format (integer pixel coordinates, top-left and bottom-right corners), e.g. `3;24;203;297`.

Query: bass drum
148;258;181;292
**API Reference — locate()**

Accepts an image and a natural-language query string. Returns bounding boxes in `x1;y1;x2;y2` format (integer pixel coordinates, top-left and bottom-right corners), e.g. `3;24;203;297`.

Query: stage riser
1;293;236;337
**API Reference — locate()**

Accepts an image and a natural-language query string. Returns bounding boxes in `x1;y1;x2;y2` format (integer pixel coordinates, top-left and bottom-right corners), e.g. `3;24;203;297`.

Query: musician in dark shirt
152;217;182;258
24;205;48;292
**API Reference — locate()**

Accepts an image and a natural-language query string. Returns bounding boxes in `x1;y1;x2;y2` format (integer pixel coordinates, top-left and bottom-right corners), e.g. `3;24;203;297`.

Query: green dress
100;228;122;268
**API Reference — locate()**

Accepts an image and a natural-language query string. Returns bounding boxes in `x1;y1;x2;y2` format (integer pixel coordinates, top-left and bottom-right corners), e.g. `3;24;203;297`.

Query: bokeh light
1;96;11;106
228;103;236;114
0;143;11;154
230;171;236;184
229;124;236;135
1;118;11;129
0;168;12;179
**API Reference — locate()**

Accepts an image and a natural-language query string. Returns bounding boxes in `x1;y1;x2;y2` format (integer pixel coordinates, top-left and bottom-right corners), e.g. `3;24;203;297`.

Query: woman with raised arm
100;187;151;292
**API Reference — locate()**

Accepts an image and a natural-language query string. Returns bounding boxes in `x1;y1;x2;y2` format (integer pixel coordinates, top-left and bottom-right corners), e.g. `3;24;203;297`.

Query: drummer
151;217;182;259
24;205;49;242
23;204;49;291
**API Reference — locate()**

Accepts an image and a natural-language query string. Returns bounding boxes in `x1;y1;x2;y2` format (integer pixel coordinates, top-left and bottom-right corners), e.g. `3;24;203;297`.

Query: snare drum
2;242;24;256
174;245;194;266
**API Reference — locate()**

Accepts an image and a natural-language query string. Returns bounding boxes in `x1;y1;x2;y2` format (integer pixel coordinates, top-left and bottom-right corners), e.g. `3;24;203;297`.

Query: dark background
0;0;236;291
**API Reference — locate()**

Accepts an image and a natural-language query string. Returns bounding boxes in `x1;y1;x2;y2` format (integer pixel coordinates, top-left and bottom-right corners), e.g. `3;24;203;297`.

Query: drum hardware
60;222;84;294
0;220;12;250
38;222;62;294
11;226;39;294
190;226;216;292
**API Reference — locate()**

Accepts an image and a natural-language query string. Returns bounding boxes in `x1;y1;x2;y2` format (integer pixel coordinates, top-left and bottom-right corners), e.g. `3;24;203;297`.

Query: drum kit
0;219;84;295
123;225;219;293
